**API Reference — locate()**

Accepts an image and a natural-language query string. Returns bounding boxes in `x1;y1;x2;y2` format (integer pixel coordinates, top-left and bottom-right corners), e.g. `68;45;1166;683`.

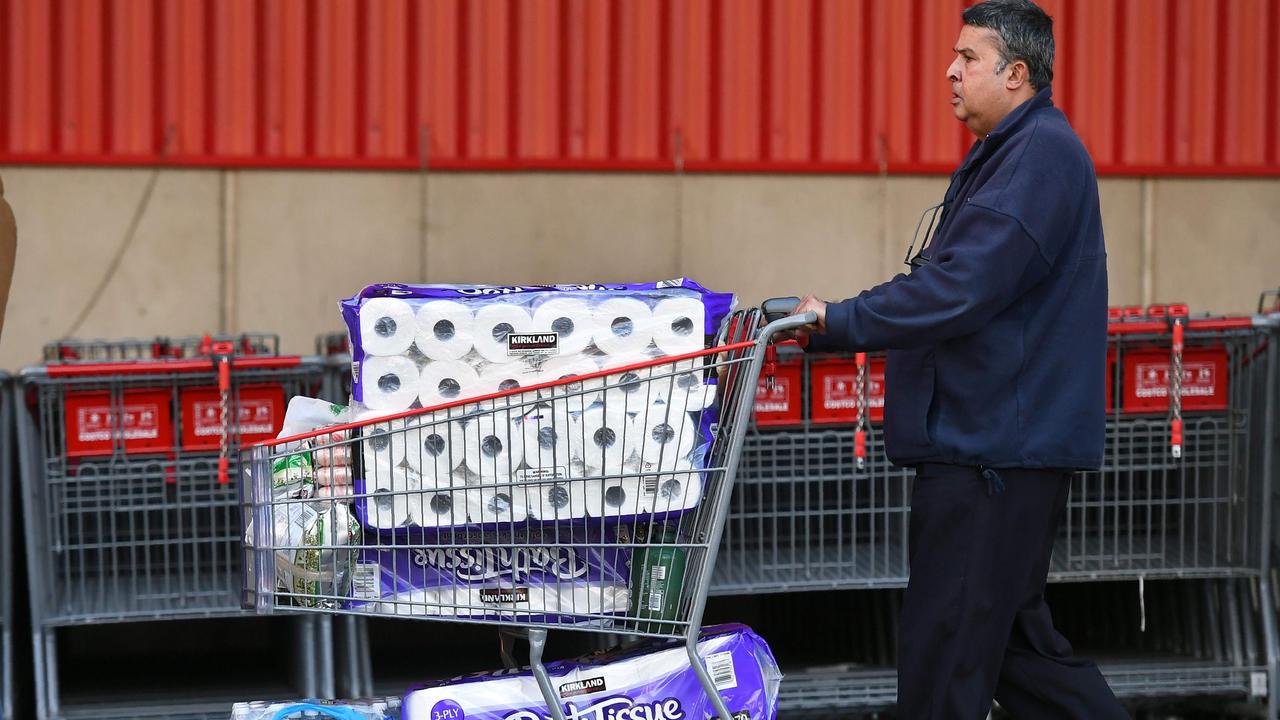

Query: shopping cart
15;339;331;720
1;371;13;720
241;300;815;720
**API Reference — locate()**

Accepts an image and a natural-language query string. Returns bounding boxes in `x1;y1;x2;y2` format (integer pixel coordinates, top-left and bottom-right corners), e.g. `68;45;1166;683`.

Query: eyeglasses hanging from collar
904;200;949;269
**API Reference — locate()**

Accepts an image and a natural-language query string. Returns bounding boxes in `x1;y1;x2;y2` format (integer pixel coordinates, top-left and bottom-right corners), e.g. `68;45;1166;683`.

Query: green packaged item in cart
271;450;313;489
629;521;688;632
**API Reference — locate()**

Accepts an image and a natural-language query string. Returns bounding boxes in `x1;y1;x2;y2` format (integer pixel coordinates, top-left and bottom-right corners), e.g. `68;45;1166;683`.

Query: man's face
946;25;1011;137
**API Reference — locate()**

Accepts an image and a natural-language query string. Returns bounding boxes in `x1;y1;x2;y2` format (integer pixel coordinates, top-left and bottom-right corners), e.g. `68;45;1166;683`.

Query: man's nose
946;59;961;83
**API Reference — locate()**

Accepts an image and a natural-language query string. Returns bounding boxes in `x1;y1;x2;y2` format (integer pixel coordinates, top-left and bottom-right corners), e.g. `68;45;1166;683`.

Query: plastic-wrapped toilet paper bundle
574;405;635;476
359;356;420;412
401;624;782;720
517;403;576;477
531;296;598;355
527;479;588;522
414;299;476;361
651;296;706;356
408;490;470;528
359;297;417;356
593;297;655;357
341;280;737;416
418;360;483;409
473;304;534;363
451;411;525;481
348;526;632;623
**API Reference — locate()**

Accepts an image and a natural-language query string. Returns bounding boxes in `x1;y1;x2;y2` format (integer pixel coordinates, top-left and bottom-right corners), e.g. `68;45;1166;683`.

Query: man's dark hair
962;0;1054;91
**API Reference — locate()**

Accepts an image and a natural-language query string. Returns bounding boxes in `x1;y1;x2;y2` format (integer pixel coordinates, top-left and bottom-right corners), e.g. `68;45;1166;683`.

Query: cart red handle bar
259;340;758;449
41;356;305;377
1107;317;1256;336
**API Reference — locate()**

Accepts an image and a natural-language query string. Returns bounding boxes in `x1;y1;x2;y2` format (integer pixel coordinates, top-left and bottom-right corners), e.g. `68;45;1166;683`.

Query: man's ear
1005;60;1029;91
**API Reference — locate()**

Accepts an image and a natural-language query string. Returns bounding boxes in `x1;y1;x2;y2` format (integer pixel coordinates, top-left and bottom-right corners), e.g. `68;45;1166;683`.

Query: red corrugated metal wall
3;0;1278;175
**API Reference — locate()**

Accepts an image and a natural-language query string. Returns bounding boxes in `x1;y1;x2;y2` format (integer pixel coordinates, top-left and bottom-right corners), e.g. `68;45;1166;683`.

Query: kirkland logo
508;333;559;356
480;587;530;604
558;676;608;698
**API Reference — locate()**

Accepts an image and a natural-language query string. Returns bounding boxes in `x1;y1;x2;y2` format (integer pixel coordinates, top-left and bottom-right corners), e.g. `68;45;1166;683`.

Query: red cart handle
1170;320;1184;459
218;355;232;485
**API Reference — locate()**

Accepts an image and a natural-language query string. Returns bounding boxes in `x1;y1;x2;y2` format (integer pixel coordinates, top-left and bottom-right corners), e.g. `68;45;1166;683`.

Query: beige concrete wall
0;166;1274;370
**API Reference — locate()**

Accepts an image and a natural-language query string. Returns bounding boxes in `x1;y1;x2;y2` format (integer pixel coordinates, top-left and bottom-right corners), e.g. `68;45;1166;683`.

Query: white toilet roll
366;489;411;529
585;477;646;518
527;479;588;522
635;403;696;471
478;362;537;404
641;462;703;514
575;405;635;475
450;411;525;481
600;364;663;410
364;453;414;529
531;297;596;355
473;304;534;363
651;296;706;356
466;486;531;525
664;364;716;412
408;490;469;528
358;297;417;356
360;417;408;467
360;356;421;412
418;360;484;408
414;300;476;361
533;356;604;409
593;297;655;356
401;417;460;489
518;403;576;473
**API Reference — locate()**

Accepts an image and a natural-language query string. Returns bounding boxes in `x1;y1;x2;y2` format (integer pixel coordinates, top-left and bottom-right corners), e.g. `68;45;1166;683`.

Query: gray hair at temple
961;0;1055;91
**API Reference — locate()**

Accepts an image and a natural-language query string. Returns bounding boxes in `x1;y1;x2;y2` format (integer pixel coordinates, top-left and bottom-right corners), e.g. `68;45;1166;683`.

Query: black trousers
896;464;1129;719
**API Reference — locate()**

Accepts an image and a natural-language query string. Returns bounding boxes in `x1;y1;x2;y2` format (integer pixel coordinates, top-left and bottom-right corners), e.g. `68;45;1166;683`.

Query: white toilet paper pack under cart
240;300;815;720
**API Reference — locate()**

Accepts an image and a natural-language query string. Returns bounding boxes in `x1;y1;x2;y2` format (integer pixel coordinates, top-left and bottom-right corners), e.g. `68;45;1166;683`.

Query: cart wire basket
241;302;815;720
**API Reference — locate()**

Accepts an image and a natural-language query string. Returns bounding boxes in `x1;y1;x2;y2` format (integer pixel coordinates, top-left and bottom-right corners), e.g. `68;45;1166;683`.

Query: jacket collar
987;85;1053;142
957;85;1053;172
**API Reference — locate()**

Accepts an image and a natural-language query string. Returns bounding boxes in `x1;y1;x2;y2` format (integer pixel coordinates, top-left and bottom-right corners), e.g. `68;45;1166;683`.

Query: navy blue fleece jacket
809;87;1107;470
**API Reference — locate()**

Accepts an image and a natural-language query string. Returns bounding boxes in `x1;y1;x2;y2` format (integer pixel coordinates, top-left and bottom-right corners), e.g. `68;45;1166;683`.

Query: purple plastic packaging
347;525;632;623
402;624;782;720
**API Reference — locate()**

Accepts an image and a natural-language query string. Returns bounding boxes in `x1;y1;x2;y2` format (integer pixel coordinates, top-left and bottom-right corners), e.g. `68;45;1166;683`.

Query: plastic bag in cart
244;396;362;609
401;624;781;720
230;696;399;720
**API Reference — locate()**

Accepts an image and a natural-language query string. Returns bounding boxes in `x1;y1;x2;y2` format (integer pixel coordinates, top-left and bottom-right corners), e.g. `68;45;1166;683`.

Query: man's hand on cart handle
774;294;827;344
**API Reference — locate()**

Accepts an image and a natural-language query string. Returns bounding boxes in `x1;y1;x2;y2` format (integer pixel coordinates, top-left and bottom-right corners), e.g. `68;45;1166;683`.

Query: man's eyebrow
954;47;975;56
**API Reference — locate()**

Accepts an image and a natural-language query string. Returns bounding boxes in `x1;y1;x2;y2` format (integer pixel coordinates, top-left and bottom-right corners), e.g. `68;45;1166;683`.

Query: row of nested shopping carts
0;294;1278;719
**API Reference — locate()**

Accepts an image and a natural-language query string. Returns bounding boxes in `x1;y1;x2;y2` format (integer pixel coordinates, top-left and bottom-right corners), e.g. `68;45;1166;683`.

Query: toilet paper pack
340;279;736;415
347;525;631;623
401;624;782;720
